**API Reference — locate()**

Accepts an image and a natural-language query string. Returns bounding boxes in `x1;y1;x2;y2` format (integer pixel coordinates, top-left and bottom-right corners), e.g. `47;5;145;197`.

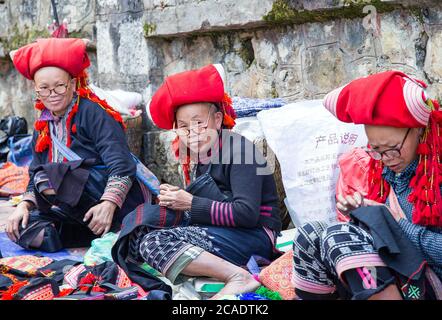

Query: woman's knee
293;221;328;252
321;223;374;252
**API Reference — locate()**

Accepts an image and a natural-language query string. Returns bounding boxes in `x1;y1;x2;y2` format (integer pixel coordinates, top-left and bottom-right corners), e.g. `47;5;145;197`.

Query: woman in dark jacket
292;71;442;300
6;38;146;252
116;64;282;298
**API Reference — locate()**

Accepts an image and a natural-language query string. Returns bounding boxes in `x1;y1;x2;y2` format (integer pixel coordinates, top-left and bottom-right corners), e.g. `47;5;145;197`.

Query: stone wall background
1;0;442;184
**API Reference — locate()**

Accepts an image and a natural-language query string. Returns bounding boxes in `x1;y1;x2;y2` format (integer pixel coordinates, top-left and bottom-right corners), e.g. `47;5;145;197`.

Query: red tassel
408;191;417;203
417;143;430;155
424;205;432;219
431;205;440;226
65;102;79;149
427;189;435;203
221;93;237;129
417;175;429;190
34;100;45;111
415;162;424;177
431;109;442;122
77;87;89;97
223;113;236;129
222;93;233;107
34;120;46;131
35;134;50;152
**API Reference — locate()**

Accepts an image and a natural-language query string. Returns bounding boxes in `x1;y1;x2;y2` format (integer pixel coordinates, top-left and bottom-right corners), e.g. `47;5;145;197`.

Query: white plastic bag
89;84;142;116
257;99;368;226
231;116;264;142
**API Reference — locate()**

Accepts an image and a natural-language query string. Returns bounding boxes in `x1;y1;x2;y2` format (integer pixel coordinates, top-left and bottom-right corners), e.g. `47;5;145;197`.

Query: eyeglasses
365;128;411;160
36;83;69;98
173;108;214;137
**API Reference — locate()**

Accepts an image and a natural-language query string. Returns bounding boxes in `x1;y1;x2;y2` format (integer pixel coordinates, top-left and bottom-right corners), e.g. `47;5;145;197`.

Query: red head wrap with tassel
148;64;237;186
12;38;125;161
324;70;442;227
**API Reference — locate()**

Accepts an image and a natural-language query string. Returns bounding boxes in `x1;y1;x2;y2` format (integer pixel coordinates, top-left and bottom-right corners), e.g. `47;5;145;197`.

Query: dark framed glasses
364;128;411;160
36;83;69;98
173;106;216;137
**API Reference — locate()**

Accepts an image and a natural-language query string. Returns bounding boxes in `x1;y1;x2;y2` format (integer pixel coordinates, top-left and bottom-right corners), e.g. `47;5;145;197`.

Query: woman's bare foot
210;271;260;299
180;251;261;300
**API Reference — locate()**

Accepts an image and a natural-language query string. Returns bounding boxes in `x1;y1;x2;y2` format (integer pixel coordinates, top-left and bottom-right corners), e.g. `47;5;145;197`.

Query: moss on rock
1;25;50;54
143;23;157;37
263;0;399;25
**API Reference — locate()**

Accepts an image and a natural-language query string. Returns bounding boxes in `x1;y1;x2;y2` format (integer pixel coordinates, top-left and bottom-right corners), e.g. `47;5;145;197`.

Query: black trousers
18;191;120;251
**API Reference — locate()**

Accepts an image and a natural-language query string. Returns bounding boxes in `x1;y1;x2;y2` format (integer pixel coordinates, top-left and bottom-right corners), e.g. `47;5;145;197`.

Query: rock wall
1;0;442;183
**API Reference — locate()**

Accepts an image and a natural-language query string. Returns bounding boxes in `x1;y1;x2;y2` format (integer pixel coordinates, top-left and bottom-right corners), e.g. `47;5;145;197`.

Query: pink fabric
335;147;371;221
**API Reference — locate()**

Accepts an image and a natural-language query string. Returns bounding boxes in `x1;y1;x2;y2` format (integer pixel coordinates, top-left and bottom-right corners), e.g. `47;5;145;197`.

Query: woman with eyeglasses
292;71;442;300
5;38;146;252
112;64;282;298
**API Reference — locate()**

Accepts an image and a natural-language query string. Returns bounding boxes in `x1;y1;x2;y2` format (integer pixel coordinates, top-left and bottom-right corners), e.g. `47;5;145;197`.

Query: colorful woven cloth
0;255;53;273
259;250;296;300
233;97;286;118
0;162;29;196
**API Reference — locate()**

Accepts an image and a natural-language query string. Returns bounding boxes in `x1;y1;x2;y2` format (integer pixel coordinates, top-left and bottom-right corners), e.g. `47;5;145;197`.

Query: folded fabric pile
0;255;169;300
233;97;286;118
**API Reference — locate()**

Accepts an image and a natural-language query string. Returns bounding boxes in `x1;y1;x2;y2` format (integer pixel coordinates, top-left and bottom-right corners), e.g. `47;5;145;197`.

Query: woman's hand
158;185;193;211
6;201;33;242
336;192;384;215
337;192;400;219
336;192;364;216
83;200;117;236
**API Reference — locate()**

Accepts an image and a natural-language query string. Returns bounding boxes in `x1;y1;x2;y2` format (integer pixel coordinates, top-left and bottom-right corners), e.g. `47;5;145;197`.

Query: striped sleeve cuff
210;201;236;227
398;218;423;248
100;175;132;209
21;191;37;208
191;196;236;227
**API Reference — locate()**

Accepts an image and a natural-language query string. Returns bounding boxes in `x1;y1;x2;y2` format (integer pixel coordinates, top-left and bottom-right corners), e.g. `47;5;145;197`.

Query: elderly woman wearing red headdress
292;71;442;300
111;64;282;298
5;38;146;252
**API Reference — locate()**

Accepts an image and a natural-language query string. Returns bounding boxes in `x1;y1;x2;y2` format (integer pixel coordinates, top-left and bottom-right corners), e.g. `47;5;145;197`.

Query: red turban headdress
149;64;237;187
324;71;442;227
11;38;123;161
12;38;90;80
148;64;236;130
